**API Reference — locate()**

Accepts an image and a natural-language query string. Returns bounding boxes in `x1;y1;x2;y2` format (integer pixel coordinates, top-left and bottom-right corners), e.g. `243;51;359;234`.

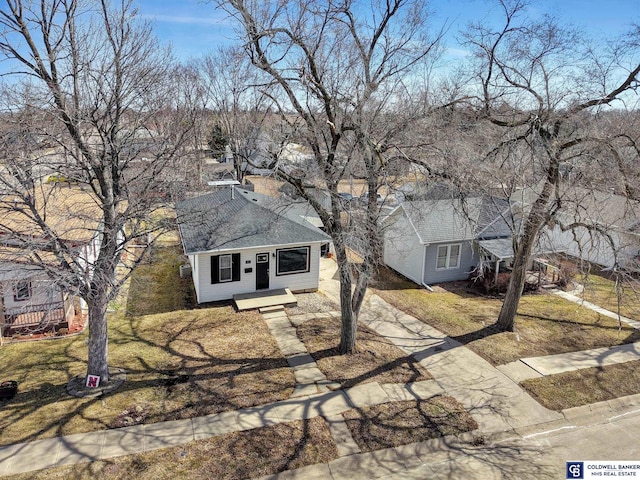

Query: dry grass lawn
372;268;640;366
521;360;640;410
581;274;640;321
6;417;338;480
297;316;431;388
342;397;478;452
0;246;294;446
518;273;640;410
125;247;196;316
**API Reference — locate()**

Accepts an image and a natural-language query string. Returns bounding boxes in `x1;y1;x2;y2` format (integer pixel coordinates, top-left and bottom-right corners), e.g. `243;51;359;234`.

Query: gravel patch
286;292;339;315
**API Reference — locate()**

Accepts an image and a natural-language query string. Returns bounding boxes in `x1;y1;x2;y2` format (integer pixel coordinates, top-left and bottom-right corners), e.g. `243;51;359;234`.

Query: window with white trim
219;254;232;282
276;247;310;275
436;244;461;270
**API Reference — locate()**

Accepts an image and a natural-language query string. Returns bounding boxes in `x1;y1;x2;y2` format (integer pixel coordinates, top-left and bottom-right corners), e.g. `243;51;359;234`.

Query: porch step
234;288;297;311
259;305;286;314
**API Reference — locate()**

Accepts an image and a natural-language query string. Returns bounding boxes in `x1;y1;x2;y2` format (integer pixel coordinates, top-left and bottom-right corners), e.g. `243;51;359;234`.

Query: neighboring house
0;248;75;335
204;161;236;182
0;185;101;336
176;186;331;303
382;196;514;286
516;187;640;271
383;185;640;288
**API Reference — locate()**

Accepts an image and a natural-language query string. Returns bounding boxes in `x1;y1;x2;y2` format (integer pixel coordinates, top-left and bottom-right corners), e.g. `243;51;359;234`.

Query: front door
256;253;270;290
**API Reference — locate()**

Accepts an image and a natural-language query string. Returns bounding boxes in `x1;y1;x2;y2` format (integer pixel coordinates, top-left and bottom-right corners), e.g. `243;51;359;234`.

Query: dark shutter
211;255;219;284
232;253;241;282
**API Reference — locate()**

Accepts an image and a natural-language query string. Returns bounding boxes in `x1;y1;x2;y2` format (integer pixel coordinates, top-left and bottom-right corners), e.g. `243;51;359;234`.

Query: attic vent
252;199;258;202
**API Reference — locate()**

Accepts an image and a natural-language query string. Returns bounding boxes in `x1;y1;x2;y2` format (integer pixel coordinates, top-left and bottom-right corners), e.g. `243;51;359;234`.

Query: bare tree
197;47;277;183
462;0;640;331
0;0;196;381
216;0;442;353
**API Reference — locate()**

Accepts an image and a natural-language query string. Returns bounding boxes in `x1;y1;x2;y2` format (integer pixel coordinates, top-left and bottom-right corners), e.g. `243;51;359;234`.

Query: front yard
581;273;640;320
372;267;640;410
0;246;295;447
0;245;479;479
371;268;640;366
296;316;432;388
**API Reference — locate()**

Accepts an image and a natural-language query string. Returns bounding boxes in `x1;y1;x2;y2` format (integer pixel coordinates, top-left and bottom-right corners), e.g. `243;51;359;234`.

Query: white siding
193;243;323;303
188;254;201;303
544;225;639;268
77;231;101;278
383;209;425;284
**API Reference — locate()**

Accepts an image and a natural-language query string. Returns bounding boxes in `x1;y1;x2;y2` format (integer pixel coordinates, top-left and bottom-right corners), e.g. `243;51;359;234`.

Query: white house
176;186;331;303
521;188;640;271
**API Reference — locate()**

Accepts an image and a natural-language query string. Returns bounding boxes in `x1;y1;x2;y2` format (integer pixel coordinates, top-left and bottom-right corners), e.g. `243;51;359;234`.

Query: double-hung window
211;253;240;283
436;244;461;270
219;254;232;282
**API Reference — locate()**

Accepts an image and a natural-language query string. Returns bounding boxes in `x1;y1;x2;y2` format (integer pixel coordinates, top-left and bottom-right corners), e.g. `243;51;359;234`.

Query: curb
561;392;640;423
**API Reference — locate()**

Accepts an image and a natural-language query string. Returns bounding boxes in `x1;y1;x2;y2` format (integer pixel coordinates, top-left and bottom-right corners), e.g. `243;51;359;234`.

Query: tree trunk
334;237;357;354
86;290;110;382
338;276;357;354
495;242;531;331
496;178;555;331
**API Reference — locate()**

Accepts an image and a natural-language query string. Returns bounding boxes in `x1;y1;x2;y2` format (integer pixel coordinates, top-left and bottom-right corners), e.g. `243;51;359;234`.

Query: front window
14;280;32;301
276;247;310;275
219;254;232;282
436;244;461;270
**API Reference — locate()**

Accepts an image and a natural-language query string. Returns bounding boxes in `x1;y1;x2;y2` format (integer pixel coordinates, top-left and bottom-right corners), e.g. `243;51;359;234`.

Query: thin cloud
140;14;221;26
446;47;470;57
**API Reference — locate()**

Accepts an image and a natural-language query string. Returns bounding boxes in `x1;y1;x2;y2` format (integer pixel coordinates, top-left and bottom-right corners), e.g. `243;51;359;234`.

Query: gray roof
478;237;562;260
389;196;512;244
176;187;330;254
477;238;514;260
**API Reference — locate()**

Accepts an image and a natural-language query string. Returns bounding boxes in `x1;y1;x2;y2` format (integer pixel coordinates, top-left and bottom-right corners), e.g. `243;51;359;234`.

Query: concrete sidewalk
552;288;640;330
0;379;443;476
317;258;563;434
519;342;640;377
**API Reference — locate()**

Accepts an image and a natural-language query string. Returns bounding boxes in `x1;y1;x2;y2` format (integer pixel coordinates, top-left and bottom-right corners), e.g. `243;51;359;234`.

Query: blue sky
136;0;639;61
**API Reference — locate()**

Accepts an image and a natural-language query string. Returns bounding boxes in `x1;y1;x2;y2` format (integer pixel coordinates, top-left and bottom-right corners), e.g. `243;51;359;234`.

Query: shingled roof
0;185;101;245
387;196;512;244
176;187;330;255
